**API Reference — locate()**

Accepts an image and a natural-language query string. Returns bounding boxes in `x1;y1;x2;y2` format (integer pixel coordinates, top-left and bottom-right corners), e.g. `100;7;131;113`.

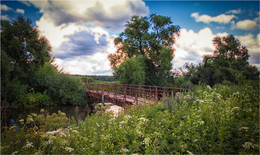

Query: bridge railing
86;81;190;104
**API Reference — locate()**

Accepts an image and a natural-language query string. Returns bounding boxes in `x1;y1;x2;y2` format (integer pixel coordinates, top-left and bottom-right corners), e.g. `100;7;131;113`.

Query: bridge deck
87;90;154;107
86;81;190;107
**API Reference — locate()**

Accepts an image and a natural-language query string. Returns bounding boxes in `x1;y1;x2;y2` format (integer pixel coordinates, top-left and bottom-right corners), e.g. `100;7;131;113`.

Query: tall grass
1;84;259;154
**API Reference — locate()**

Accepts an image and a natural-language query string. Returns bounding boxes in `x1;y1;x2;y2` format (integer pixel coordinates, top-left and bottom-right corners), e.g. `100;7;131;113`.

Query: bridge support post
102;85;104;105
124;86;126;102
156;86;158;104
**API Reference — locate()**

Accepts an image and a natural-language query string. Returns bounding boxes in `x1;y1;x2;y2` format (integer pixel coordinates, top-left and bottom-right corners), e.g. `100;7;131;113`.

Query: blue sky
1;0;259;75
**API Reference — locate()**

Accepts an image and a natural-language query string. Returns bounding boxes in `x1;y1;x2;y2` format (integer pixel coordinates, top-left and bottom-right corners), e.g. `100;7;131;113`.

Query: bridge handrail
86;81;190;101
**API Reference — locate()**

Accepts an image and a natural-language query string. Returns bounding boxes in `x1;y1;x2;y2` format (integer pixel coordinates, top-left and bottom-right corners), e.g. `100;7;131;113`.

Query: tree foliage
114;56;146;85
174;35;259;87
1;17;86;107
108;14;179;85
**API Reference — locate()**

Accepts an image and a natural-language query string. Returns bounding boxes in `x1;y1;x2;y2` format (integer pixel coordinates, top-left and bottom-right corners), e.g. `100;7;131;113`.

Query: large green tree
1;17;86;107
181;35;259;86
108;14;179;86
1;17;52;83
1;17;52;106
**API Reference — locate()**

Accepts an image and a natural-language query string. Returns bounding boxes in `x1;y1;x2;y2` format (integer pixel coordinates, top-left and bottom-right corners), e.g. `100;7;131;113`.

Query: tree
1;17;52;106
192;35;259;86
108;14;180;86
1;16;51;83
114;56;146;85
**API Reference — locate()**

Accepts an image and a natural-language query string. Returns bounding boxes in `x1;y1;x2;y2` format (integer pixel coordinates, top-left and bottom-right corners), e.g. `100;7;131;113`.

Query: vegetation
171;35;259;87
108;14;179;86
1;84;259;154
1;17;86;107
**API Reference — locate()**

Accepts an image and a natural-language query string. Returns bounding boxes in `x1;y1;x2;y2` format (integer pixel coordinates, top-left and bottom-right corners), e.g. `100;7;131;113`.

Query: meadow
1;83;259;154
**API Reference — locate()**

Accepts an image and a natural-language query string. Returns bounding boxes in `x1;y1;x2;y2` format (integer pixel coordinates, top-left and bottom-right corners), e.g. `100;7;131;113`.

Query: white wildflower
124;115;132;120
11;151;18;155
45;139;53;145
23;141;33;149
119;121;125;124
187;150;193;155
198;121;205;125
91;142;96;148
65;147;74;153
242;142;254;149
121;148;129;153
96;123;100;127
59;131;67;137
144;137;151;146
138;117;148;124
33;150;42;155
231;107;240;112
46;129;61;135
72;129;79;134
239;127;249;132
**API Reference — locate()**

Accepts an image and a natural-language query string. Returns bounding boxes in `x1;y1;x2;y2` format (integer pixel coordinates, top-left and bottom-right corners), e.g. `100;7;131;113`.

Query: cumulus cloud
56;30;108;59
172;27;228;69
33;0;149;75
27;0;149;32
235;19;257;30
191;12;236;24
53;52;113;75
16;8;25;14
172;27;259;70
236;33;260;65
1;15;9;20
1;4;12;11
226;9;241;14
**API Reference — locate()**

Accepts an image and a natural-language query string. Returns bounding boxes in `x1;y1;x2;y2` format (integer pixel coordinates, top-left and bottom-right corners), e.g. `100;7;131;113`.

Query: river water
1;105;91;128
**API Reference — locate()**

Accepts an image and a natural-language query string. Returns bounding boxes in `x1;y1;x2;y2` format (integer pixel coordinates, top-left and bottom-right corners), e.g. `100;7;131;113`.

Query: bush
34;63;86;105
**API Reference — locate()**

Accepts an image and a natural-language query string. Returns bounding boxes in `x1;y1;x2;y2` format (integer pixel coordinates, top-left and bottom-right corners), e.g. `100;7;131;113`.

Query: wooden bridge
86;81;190;107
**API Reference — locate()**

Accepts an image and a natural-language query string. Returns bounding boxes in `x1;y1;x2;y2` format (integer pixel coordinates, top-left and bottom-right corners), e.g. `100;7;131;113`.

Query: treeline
1;17;86;108
108;15;259;88
169;35;259;88
72;75;115;82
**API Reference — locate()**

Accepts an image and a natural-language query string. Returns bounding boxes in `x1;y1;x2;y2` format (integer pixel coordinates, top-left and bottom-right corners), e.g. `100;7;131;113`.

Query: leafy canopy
175;35;259;87
108;14;179;85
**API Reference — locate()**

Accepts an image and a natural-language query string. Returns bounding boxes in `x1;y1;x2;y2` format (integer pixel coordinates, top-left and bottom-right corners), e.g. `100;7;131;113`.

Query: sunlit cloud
173;27;228;69
235;19;257;30
27;0;149;32
191;12;236;24
1;4;12;11
16;8;25;14
1;15;9;20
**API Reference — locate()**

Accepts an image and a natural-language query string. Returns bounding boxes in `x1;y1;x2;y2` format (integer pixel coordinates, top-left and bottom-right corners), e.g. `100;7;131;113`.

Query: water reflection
1;105;91;128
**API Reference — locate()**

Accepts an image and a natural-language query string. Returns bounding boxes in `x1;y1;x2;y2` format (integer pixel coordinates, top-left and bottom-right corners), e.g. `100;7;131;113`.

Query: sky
1;0;259;75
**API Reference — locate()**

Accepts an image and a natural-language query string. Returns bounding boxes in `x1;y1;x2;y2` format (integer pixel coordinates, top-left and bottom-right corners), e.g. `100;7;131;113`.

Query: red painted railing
86;81;190;105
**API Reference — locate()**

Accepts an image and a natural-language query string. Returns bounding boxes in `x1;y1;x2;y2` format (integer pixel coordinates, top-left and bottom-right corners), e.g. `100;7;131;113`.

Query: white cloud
53;52;113;75
226;9;241;14
191;12;236;24
235;19;257;30
172;28;259;70
173;27;228;69
1;15;9;20
1;4;12;11
236;33;260;65
33;0;149;75
16;8;25;14
28;0;149;32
